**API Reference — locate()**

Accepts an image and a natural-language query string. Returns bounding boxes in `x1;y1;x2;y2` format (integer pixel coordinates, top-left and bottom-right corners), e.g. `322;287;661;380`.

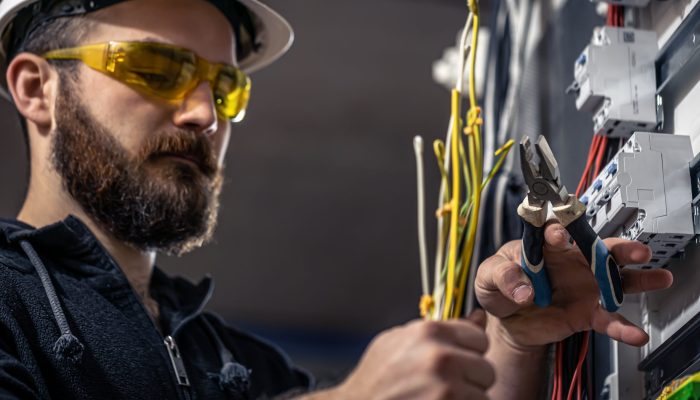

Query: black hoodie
0;216;312;399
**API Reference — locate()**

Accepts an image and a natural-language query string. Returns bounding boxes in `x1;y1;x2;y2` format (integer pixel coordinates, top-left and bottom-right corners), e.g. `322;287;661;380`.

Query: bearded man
0;0;673;399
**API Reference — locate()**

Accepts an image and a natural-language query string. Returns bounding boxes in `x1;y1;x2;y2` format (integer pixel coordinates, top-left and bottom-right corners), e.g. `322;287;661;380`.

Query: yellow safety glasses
43;41;251;122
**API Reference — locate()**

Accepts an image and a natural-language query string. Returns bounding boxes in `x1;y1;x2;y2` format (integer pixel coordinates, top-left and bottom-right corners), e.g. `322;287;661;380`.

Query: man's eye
134;71;170;84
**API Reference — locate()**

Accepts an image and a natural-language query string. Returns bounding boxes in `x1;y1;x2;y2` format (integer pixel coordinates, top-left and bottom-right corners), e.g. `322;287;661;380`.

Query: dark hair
12;15;93;175
20;15;94;75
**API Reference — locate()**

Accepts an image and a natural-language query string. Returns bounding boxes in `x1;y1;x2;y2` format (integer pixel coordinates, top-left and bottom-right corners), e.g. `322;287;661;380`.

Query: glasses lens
114;43;197;99
214;67;251;121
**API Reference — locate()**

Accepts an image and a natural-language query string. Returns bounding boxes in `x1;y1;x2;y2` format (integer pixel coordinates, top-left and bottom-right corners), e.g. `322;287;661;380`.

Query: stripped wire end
413;135;424;154
495;139;515;156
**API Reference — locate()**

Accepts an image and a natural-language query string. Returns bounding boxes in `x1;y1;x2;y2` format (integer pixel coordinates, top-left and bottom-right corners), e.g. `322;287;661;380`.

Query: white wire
491;0;534;248
483;0;508;173
432;9;472;319
470;0;509;313
456;13;474;94
414;136;430;296
431;115;454;320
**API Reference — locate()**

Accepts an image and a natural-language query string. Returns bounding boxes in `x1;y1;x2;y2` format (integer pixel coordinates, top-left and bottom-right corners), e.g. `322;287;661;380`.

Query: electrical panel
555;1;700;399
580;132;695;268
567;27;658;138
579;131;700;400
590;0;651;7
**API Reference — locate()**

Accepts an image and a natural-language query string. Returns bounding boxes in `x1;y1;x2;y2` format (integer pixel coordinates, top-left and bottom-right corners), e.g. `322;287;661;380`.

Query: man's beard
51;81;223;256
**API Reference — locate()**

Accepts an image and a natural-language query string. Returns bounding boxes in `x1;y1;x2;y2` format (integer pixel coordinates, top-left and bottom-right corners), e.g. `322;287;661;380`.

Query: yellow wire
453;4;481;318
433;140;451;203
442;89;462;321
426;0;516;320
483;140;514;188
458;134;473;203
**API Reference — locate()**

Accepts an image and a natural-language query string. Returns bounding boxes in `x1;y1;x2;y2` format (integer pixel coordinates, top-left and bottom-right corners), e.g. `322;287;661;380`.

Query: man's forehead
85;0;236;65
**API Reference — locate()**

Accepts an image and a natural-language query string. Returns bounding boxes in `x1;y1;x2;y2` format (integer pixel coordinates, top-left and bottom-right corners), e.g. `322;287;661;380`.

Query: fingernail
557;228;573;248
513;285;532;303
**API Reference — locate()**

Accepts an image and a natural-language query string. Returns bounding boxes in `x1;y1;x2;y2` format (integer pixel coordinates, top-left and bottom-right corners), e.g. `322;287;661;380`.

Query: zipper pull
164;335;190;387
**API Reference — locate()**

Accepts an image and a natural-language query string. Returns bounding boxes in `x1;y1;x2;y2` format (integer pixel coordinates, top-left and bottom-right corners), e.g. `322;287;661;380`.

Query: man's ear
6;52;58;130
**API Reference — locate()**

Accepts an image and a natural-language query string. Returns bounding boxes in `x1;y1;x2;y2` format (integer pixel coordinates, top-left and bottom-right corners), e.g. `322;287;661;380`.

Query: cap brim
236;0;294;73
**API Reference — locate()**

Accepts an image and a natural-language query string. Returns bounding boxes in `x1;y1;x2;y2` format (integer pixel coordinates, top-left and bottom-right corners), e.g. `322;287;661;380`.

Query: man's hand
476;222;673;350
312;311;494;400
474;223;673;400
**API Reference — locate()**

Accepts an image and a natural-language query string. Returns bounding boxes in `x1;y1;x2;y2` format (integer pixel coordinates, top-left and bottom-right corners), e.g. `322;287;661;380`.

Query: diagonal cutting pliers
517;135;624;312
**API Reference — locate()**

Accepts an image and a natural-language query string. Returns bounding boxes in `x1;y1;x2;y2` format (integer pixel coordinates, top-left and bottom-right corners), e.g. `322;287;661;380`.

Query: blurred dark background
0;0;599;383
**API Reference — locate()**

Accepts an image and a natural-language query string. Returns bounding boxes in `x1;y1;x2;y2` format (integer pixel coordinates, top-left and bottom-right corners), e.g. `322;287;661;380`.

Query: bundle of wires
551;6;626;400
413;0;515;321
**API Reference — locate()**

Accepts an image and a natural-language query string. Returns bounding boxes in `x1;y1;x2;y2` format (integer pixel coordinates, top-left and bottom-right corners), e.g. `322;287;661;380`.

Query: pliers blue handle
520;220;552;307
518;135;624;313
565;217;624;312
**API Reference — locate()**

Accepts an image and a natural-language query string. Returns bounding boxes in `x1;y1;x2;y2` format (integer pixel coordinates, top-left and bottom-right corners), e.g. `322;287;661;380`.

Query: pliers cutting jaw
520;136;569;207
517;135;624;312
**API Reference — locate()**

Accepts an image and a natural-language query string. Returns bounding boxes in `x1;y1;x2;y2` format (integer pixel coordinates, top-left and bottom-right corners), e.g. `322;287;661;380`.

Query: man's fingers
604;237;652;265
591;307;649;346
463;357;495;391
543;222;573;253
417;319;489;353
466;308;487;329
621;268;673;294
475;254;534;318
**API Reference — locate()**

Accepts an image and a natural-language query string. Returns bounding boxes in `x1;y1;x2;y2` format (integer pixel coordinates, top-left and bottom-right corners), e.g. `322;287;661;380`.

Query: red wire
576;370;582;400
606;5;625;27
594;135;608;177
551;341;561;400
576;135;598;196
551;358;559;400
575;135;601;197
567;331;590;400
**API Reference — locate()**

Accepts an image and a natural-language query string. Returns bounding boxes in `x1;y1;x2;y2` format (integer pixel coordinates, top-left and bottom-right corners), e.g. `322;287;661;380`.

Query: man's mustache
141;131;218;178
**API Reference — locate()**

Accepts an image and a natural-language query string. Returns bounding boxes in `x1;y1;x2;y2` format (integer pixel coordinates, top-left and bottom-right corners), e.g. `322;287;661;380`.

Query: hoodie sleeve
0;260;40;400
0;345;41;400
0;300;41;400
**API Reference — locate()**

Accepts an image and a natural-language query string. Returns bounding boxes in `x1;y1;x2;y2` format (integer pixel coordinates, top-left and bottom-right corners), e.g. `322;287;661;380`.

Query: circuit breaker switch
569;27;658;138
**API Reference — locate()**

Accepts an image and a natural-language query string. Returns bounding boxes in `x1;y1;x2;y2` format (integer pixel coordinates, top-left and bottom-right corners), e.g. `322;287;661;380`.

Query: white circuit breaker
580;132;695;268
567;27;658;138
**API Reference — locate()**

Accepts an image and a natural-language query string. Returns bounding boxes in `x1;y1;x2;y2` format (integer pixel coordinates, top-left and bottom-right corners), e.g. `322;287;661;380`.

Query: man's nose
173;82;218;136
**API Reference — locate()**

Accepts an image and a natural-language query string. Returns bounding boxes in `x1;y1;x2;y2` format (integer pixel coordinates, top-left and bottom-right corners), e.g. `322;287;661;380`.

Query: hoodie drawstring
18;240;84;364
202;317;251;399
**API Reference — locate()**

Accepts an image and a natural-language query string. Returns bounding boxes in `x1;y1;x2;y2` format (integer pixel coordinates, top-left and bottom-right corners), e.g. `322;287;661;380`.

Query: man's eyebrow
136;37;172;44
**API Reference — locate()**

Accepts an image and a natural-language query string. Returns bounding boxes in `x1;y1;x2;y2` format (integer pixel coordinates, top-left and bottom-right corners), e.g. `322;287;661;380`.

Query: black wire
603;137;619;165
